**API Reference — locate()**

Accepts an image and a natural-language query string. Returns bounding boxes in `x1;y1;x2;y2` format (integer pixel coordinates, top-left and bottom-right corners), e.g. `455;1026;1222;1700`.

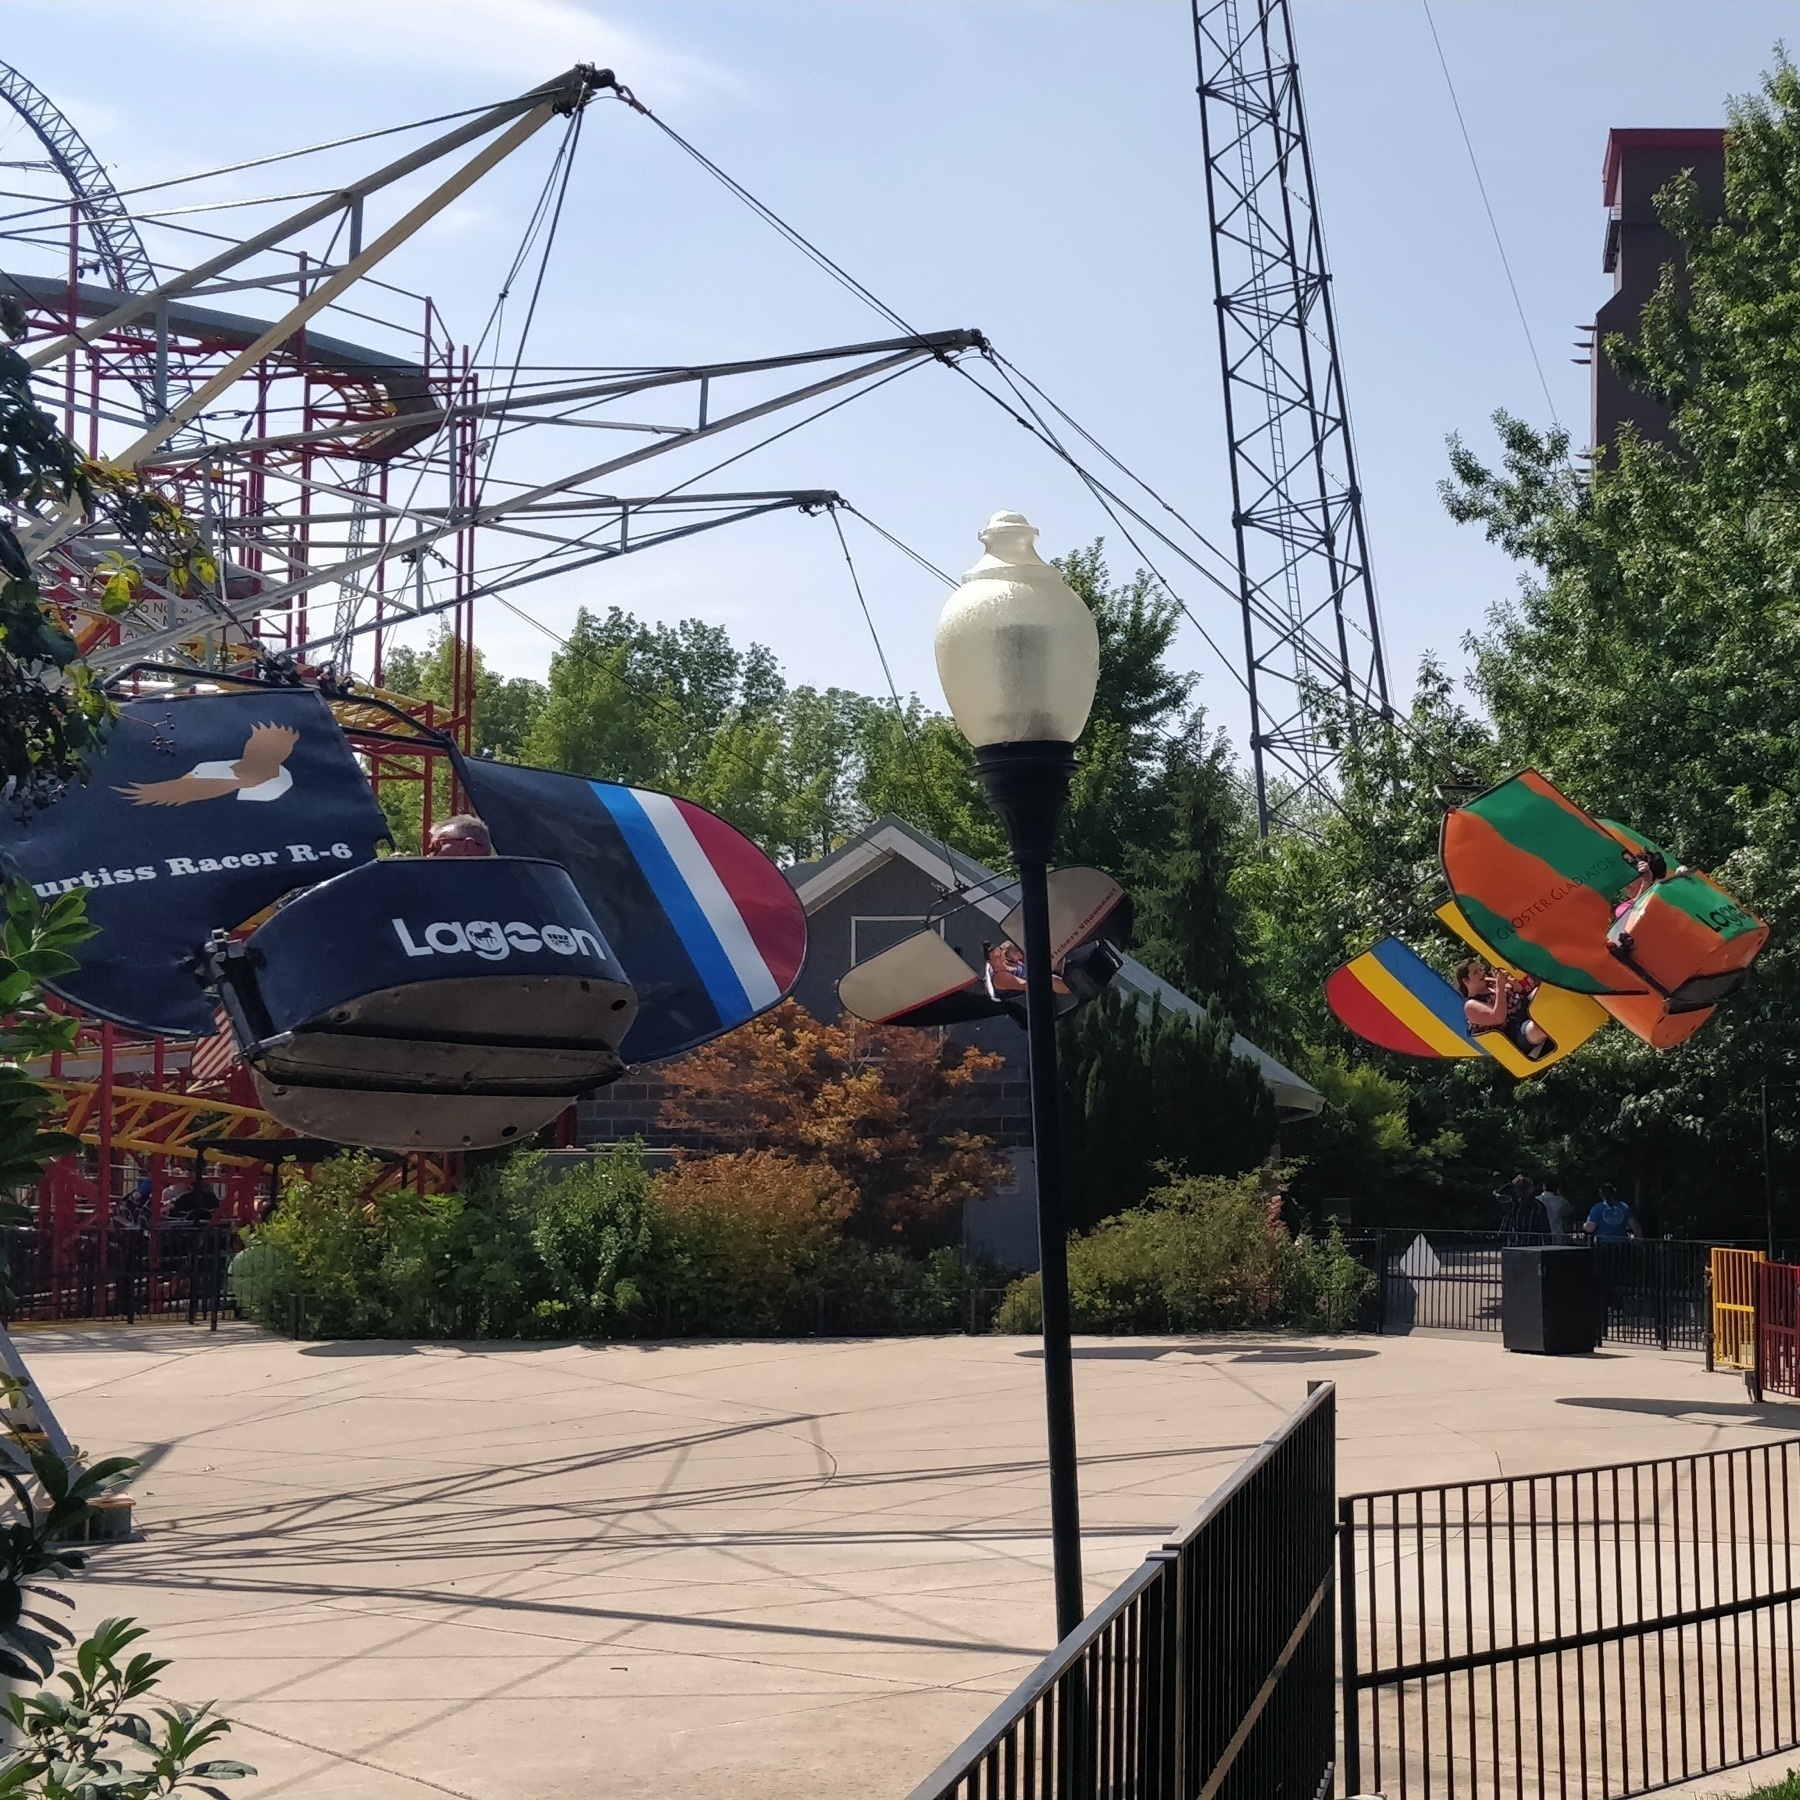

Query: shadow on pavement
1560;1394;1800;1428
1015;1343;1377;1363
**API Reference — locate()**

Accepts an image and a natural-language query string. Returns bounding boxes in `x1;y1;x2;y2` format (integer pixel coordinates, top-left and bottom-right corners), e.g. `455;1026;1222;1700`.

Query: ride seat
210;856;638;1151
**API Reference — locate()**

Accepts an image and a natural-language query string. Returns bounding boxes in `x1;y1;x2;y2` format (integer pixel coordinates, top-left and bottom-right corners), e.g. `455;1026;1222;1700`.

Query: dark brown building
1591;127;1725;454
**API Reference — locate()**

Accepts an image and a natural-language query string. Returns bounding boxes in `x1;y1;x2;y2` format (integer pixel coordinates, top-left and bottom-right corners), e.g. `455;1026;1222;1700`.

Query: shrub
807;1242;997;1336
226;1238;292;1322
243;1153;502;1338
994;1276;1045;1334
653;1151;854;1334
994;1169;1373;1335
237;1145;1007;1342
518;1145;655;1337
242;1153;399;1336
1280;1221;1377;1331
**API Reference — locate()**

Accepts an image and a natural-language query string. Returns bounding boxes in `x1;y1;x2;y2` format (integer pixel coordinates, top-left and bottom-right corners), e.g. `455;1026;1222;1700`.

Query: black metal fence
904;1382;1336;1800
0;1223;239;1327
1340;1435;1800;1798
1349;1232;1726;1351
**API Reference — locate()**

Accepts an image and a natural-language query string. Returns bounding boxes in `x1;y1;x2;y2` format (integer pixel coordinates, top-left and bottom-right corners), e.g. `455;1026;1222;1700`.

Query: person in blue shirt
1584;1183;1639;1243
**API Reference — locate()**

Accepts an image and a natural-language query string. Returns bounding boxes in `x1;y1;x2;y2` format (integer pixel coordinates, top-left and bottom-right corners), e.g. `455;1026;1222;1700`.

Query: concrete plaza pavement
16;1323;1800;1800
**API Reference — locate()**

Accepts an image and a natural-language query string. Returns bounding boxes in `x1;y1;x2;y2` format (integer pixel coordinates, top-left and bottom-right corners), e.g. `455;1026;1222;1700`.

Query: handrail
901;1380;1336;1800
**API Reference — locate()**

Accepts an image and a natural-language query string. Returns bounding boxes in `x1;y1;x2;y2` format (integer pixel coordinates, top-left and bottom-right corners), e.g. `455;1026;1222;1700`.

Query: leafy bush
0;884;93;1204
653;1151;855;1334
816;1243;995;1335
245;1154;451;1336
237;1146;1003;1342
994;1170;1372;1335
2;1616;253;1800
517;1145;655;1337
1280;1222;1378;1331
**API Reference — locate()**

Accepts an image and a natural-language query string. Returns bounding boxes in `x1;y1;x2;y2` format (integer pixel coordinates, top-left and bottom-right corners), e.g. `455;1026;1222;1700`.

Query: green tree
1433;55;1800;1232
0;346;111;809
379;630;546;760
1057;541;1196;876
852;698;1008;868
1284;1051;1464;1218
1058;987;1279;1229
1129;732;1258;1026
0;884;93;1200
1231;658;1497;1060
523;605;775;793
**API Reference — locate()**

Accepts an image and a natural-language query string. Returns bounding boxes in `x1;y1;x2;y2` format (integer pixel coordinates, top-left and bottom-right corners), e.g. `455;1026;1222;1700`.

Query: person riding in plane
1455;957;1554;1061
1608;844;1686;954
426;815;495;859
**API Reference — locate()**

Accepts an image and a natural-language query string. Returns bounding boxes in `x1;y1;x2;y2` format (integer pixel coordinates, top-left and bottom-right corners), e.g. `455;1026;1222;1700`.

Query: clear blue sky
4;0;1789;761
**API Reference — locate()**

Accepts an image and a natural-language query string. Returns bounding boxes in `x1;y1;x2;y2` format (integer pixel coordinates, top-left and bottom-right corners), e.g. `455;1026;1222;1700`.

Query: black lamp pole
1766;1076;1777;1259
975;737;1085;1642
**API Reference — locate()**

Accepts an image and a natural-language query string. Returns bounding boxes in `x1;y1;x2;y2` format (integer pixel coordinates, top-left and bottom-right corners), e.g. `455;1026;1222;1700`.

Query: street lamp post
935;511;1099;1642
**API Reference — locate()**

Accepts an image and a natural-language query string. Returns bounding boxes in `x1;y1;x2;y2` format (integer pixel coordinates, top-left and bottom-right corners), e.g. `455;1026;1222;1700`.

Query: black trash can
1502;1246;1603;1354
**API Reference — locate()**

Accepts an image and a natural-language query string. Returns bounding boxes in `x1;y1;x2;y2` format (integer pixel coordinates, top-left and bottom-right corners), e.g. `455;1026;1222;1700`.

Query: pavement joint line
229;1716;484;1800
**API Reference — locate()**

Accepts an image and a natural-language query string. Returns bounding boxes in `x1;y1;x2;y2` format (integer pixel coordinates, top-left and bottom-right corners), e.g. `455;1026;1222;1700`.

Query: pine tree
1129;736;1259;1029
1058;988;1277;1229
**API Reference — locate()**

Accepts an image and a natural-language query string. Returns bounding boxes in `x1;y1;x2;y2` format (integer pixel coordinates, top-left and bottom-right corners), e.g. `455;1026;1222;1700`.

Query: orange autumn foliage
657;999;1008;1243
655;1151;856;1328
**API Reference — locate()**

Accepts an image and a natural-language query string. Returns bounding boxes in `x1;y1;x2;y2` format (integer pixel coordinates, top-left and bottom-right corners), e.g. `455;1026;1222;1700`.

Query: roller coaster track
0;58;182;428
40;1079;285;1169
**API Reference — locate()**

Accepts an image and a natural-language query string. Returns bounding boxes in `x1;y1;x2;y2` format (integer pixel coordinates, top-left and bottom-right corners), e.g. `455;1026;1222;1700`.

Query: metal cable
1420;0;1560;427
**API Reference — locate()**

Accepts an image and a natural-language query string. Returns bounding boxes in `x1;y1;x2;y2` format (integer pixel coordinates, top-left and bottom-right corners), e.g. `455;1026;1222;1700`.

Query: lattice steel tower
1192;0;1389;834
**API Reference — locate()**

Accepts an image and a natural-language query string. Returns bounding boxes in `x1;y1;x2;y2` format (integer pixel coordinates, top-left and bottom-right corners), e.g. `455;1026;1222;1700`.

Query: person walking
1495;1172;1541;1243
1584;1183;1640;1242
1537;1177;1572;1243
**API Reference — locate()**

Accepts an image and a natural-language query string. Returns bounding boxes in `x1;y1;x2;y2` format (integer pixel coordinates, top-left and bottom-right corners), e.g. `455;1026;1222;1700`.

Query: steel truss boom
23;65;607;374
143;332;982;465
306;491;845;653
1193;0;1389;834
82;329;980;670
20;68;610;566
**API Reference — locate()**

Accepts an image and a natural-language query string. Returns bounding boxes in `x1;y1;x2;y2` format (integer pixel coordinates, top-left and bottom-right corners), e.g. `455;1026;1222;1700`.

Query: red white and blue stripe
454;753;808;1065
590;783;798;1019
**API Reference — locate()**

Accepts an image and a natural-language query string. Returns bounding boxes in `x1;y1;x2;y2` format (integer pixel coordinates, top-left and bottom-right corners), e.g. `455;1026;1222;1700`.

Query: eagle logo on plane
116;723;300;807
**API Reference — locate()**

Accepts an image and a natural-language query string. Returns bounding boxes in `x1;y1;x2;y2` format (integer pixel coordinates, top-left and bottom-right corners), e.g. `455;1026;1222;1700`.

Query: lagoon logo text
391;917;604;963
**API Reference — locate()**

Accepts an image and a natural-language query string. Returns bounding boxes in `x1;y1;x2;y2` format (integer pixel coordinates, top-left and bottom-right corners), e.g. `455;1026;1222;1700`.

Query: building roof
1602;128;1725;207
789;815;1324;1116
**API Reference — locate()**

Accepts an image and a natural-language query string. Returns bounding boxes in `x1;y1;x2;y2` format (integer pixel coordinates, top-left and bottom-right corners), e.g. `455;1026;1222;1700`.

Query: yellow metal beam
42;1080;288;1169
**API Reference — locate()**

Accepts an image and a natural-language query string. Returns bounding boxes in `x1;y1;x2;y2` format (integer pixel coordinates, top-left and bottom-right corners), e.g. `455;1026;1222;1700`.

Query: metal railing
1340;1436;1800;1798
0;1222;238;1326
1356;1232;1728;1351
1759;1260;1800;1400
904;1382;1336;1800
